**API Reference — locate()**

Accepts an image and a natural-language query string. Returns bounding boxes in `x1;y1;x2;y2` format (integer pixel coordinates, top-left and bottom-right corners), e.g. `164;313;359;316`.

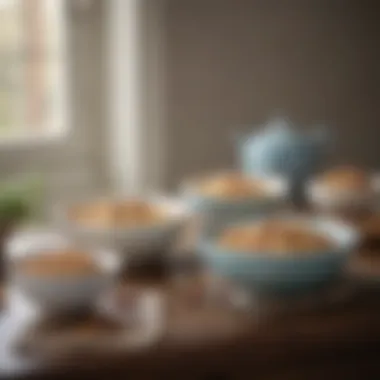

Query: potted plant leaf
0;176;42;286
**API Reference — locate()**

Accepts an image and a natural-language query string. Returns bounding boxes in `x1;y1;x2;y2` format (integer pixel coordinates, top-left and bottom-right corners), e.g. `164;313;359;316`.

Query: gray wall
163;0;380;188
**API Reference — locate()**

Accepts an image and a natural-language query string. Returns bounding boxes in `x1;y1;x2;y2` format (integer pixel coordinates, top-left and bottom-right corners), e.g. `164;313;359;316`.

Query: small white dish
8;229;120;316
181;172;289;236
307;173;380;212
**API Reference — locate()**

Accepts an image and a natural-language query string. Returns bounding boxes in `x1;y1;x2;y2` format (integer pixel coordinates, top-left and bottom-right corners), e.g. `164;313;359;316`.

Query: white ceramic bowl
56;195;191;256
307;173;380;212
8;230;120;315
182;173;289;235
183;173;288;211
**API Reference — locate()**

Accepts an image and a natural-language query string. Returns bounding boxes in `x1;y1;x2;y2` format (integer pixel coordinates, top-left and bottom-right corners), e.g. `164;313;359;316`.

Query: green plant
0;175;43;225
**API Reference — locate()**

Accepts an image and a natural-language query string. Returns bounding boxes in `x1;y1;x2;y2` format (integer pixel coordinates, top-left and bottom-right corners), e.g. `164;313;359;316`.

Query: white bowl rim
182;172;289;203
9;233;121;282
55;194;191;236
307;172;380;206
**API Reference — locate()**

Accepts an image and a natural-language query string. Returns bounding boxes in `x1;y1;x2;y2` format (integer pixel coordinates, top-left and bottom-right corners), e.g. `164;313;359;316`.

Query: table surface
1;252;380;380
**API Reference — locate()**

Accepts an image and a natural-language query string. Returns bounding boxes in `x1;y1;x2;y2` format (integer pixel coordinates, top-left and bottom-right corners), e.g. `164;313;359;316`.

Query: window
0;0;106;207
0;0;66;142
0;0;159;203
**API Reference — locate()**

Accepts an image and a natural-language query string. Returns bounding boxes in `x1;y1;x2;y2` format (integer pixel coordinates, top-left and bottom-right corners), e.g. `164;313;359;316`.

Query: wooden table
1;254;380;380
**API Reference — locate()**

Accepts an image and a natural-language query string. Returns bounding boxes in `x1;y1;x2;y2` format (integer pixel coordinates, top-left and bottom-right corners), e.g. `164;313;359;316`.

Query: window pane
0;0;66;138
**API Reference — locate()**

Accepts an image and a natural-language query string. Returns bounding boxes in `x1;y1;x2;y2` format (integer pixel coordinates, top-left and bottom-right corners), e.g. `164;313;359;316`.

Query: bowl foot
121;249;169;281
40;305;95;321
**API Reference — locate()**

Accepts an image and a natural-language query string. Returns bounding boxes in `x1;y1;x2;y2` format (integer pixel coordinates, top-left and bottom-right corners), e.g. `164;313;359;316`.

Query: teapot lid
263;116;296;135
240;116;329;148
242;117;295;144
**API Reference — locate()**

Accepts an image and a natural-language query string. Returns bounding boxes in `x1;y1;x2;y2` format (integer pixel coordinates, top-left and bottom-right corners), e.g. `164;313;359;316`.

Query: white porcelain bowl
307;174;380;212
8;230;120;315
56;195;191;257
183;174;288;210
182;173;289;235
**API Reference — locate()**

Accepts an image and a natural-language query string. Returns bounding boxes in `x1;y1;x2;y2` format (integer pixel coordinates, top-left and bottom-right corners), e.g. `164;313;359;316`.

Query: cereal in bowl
69;200;167;229
196;173;267;199
218;220;334;256
17;250;101;277
316;166;371;193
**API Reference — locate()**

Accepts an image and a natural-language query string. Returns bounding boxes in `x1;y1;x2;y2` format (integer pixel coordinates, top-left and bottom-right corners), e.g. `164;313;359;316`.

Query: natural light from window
0;0;66;143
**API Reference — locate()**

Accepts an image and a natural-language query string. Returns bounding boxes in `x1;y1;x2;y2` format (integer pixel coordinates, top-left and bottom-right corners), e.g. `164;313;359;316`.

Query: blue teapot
238;118;330;204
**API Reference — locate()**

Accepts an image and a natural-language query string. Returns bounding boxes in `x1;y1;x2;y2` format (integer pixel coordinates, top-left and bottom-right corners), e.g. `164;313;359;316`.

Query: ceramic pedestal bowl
307;170;380;216
182;173;289;236
8;230;120;315
56;196;191;270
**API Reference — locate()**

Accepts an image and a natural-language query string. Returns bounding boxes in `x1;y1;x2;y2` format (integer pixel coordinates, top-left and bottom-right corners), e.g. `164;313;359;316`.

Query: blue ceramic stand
238;118;329;206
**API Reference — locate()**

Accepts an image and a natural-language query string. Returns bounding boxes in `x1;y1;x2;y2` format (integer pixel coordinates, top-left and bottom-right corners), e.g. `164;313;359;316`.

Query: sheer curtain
107;0;167;195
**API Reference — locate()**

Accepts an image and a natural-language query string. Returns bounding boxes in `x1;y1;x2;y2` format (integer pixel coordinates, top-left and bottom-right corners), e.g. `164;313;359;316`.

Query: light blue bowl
198;216;359;296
